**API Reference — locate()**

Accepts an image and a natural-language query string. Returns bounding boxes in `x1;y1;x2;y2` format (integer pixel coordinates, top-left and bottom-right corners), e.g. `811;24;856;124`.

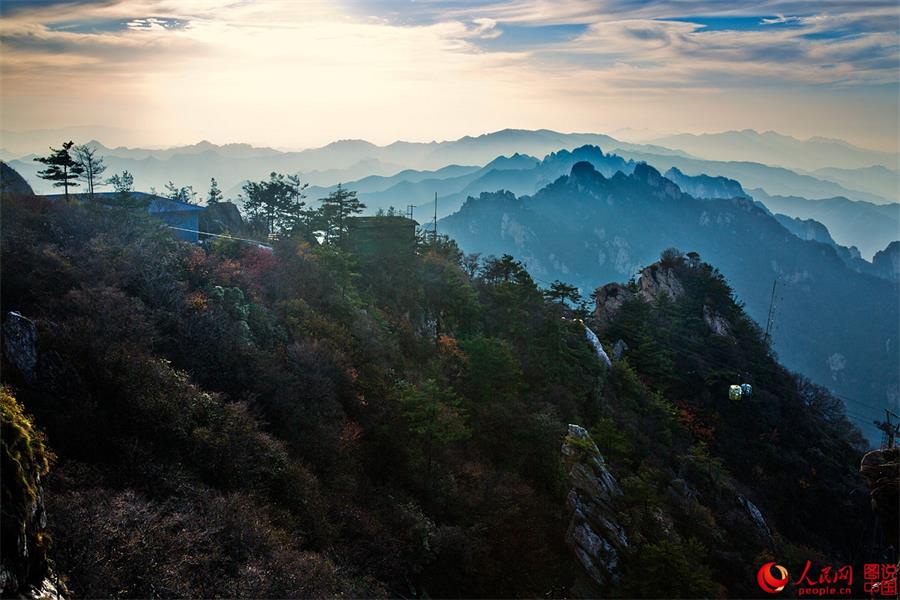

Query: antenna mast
875;409;900;449
764;277;778;345
432;192;438;244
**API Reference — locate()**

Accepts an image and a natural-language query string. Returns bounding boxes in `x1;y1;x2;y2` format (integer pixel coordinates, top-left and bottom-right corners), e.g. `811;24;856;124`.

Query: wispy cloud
0;0;897;149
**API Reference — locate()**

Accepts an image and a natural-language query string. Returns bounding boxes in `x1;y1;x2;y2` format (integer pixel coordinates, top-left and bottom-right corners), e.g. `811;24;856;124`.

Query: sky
1;0;899;151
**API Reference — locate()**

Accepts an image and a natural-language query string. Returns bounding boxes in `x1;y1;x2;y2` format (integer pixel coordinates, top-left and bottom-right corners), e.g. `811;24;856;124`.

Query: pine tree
73;144;106;198
33;141;85;200
241;172;307;237
164;181;196;204
106;171;134;194
319;184;365;246
207;177;223;205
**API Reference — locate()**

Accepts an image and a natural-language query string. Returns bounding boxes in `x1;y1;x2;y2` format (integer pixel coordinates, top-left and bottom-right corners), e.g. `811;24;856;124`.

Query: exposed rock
860;447;899;549
872;241;900;282
703;304;731;336
632;163;680;199
593;263;685;326
664;167;748;200
637;264;684;302
582;324;611;367
3;312;39;383
562;424;628;597
0;389;55;597
611;339;628;361
737;494;772;540
592;283;634;326
199;201;245;236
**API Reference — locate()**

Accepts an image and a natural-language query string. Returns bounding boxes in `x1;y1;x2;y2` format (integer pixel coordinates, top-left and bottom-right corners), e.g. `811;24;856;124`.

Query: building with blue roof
40;192;206;242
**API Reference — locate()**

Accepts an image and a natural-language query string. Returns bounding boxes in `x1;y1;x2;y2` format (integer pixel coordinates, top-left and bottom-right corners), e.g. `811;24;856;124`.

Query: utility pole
764;277;778;346
406;204;415;221
432;192;438;244
874;409;900;449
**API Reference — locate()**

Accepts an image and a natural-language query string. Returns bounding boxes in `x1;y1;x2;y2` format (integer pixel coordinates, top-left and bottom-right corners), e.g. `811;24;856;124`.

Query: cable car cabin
740;383;753;398
729;385;743;401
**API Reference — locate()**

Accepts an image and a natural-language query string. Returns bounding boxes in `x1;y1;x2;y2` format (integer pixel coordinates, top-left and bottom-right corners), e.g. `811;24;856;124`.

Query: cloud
760;14;802;25
0;0;897;150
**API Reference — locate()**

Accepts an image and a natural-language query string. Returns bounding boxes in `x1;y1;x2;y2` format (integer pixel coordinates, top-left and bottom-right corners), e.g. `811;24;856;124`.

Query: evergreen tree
164;181;196;204
319;184;365;246
545;280;588;318
73;144;106;198
545;280;581;305
207;177;223;205
241;172;307;237
33;141;84;200
398;379;470;497
106;171;134;194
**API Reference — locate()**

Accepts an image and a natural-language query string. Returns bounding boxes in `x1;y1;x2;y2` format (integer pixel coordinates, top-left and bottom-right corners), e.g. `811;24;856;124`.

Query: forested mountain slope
440;162;899;441
0;183;885;598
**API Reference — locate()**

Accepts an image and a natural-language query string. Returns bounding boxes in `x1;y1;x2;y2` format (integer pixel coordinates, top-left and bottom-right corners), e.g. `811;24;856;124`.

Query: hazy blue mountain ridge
751;189;900;260
651;129;899;172
439;161;899;442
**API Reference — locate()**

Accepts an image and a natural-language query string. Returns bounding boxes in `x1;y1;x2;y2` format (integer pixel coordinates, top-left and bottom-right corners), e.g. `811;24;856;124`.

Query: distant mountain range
651;129;899;172
6;129;894;207
750;189;899;260
438;161;898;442
809;165;899;201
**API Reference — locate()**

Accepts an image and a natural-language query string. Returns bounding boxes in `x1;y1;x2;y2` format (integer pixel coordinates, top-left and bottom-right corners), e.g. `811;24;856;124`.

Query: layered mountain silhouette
751;189;899;260
439;161;898;441
651;129;899;172
8;129;891;207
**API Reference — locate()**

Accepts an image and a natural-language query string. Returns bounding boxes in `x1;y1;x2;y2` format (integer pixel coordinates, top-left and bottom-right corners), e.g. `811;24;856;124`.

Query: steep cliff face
561;424;628;597
0;388;54;597
664;167;748;200
1;313;65;599
593;264;684;326
860;447;899;549
872;242;900;282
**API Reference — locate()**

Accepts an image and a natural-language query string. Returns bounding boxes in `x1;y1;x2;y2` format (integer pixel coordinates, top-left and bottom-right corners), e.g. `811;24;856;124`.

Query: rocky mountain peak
570;160;600;180
637;263;684;301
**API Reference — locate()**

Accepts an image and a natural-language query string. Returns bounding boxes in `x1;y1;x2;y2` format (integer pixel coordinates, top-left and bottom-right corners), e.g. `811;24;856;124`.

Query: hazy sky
1;0;898;151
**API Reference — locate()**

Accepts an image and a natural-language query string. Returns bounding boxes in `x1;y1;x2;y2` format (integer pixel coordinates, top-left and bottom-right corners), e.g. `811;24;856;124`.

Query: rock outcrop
664;167;748;200
593;263;685;326
638;264;684;301
3;312;39;383
593;283;634;326
703;304;731;336
199;201;245;236
860;447;899;548
562;424;628;597
872;241;900;282
0;388;56;597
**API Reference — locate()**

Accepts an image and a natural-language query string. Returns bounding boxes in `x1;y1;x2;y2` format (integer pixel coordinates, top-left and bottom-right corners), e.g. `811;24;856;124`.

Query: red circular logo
757;562;790;593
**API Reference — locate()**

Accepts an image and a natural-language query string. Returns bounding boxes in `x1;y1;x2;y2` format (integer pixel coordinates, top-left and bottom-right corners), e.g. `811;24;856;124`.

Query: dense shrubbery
0;194;876;598
1;196;598;597
596;257;874;597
